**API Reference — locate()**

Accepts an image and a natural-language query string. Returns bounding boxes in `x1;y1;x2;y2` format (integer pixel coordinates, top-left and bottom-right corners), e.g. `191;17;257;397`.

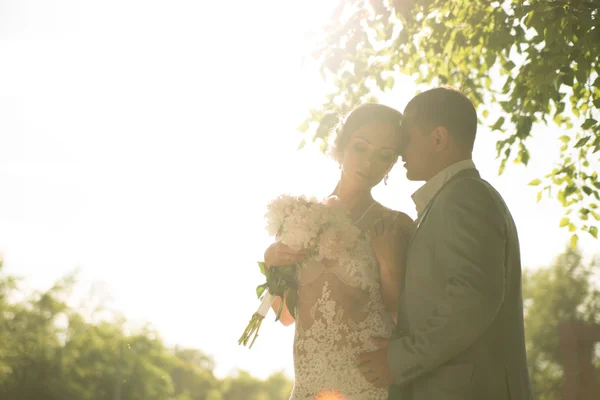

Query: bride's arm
372;212;413;324
263;243;307;326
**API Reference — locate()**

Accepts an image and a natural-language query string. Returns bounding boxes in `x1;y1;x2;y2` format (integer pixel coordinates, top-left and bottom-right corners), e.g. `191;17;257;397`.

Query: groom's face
399;115;437;181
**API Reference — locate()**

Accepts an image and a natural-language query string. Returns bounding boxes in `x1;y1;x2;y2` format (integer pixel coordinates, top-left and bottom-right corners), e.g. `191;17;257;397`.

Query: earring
384;174;389;185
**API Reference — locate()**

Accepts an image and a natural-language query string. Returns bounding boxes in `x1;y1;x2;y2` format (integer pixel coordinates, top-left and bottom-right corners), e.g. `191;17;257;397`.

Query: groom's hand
356;337;394;388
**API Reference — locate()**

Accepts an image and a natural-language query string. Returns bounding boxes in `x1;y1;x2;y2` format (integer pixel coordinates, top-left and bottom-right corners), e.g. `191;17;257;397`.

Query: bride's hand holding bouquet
237;194;360;348
262;243;310;324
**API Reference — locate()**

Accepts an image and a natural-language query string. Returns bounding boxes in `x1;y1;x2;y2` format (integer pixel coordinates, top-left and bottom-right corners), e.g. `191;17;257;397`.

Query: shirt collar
411;159;476;214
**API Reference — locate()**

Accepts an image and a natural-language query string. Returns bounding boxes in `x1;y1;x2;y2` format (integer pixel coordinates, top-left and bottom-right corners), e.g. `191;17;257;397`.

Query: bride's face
340;121;400;190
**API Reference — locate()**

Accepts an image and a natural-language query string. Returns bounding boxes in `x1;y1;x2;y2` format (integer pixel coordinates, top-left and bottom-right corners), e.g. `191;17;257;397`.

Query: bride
264;104;413;399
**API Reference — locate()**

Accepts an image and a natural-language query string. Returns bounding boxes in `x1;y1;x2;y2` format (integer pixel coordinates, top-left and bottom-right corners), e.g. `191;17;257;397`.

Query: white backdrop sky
0;0;596;379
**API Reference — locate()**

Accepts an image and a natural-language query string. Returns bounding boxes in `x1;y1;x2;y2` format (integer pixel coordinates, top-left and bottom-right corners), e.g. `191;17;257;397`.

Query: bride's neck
331;178;374;211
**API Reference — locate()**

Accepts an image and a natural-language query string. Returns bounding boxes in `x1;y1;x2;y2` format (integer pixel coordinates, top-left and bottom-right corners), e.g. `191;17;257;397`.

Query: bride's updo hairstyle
326;103;404;164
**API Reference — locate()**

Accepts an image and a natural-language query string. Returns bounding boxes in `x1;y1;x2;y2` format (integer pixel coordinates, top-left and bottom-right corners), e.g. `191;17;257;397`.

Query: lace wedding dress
290;203;396;400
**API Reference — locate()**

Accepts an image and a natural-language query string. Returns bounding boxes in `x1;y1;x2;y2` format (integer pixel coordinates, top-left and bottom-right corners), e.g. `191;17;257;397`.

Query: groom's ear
432;126;450;151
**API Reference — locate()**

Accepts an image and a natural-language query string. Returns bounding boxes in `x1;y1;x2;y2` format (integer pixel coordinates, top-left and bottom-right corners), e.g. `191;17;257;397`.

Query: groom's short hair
405;86;477;152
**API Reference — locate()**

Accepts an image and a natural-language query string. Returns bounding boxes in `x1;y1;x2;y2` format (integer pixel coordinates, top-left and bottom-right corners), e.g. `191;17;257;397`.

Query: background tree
169;347;220;400
522;247;600;399
300;0;600;242
0;262;293;400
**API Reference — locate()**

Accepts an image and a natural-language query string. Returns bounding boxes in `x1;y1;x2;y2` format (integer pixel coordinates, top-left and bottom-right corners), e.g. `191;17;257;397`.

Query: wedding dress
290;203;397;400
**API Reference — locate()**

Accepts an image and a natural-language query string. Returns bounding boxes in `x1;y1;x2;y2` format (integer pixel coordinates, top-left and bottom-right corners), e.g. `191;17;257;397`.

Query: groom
357;87;533;399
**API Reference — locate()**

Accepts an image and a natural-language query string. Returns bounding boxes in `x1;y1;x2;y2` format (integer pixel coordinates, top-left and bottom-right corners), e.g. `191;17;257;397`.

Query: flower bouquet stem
238;261;298;348
238;291;274;348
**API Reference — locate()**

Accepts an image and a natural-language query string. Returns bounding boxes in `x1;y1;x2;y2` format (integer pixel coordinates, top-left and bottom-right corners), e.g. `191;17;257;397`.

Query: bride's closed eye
351;139;395;163
377;151;395;162
352;142;367;152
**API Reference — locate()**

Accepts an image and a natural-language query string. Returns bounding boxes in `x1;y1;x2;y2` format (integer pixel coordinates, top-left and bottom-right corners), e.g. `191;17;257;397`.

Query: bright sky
0;0;597;380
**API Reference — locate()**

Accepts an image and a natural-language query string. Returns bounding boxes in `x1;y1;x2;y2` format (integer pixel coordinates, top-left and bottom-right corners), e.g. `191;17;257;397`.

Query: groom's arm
387;177;507;386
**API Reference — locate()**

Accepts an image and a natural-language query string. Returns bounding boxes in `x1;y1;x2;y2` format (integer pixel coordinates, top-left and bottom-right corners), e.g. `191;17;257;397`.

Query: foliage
256;261;298;320
300;0;600;241
522;247;600;399
0;261;293;400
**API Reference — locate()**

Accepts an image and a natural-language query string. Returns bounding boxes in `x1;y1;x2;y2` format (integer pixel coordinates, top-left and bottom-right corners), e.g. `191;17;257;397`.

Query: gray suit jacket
388;169;533;400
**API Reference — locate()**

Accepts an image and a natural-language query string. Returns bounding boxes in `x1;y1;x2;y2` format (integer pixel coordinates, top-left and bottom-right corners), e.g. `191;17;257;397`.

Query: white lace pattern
290;232;395;400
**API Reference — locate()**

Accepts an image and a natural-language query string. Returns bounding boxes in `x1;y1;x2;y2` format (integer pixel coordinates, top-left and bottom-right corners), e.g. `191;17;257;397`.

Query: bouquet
238;194;361;348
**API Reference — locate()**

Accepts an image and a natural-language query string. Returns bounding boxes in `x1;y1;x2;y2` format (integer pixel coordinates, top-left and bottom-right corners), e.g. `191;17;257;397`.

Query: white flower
264;194;306;236
279;202;322;250
263;193;360;262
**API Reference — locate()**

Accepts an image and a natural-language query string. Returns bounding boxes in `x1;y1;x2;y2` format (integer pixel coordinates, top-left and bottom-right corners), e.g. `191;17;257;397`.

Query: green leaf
581;119;597;130
565;184;577;197
275;298;284;322
576;68;588;85
574;136;591;148
499;157;508;175
485;52;496;67
568;223;577;232
570;234;579;249
297;120;310;133
559;135;570;143
589;226;598;239
319;141;328;153
491;116;505;131
503;60;516;71
581;213;589;221
561;70;574;87
529;178;542;186
520;148;530;165
582;186;593;195
297;139;306;150
256;283;267;299
285;290;297;319
258;261;267;276
537;3;554;12
558;190;566;205
265;263;297;299
559;217;570;227
385;76;395;89
314;112;339;140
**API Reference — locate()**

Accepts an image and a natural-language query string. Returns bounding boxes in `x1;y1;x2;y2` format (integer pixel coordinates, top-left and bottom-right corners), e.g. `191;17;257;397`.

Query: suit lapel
408;201;433;245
